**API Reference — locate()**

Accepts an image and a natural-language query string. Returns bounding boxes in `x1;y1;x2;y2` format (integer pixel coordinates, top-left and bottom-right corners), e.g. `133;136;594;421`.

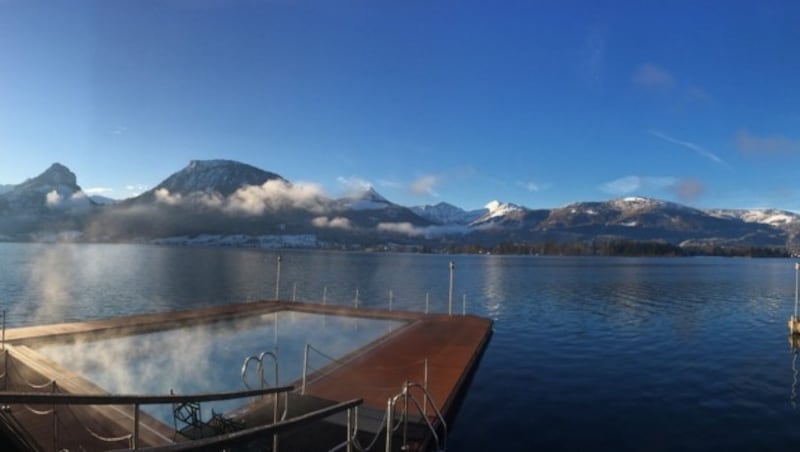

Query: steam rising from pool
35;311;404;423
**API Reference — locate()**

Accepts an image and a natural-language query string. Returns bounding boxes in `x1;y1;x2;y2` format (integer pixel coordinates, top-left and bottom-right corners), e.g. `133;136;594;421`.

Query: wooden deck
0;300;492;451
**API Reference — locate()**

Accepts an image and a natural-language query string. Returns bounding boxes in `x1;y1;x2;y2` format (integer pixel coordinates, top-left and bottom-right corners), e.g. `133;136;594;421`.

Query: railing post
346;407;353;452
389;289;393;311
423;359;428;418
402;382;409;448
425;293;430;314
1;310;5;350
385;398;394;452
448;262;455;316
354;289;359;309
323;286;327;305
462;294;466;315
51;382;57;452
795;263;799;324
292;282;297;302
133;403;140;449
302;343;309;395
275;255;282;300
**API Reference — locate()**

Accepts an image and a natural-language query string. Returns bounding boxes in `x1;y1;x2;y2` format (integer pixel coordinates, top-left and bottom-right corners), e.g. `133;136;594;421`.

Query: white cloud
45;190;62;206
312;216;353;230
224;180;327;215
155;188;183;206
410;175;439;197
337;176;372;196
648;130;726;165
377;222;425;237
517;180;549;192
84;187;114;195
601;176;678;195
45;190;91;209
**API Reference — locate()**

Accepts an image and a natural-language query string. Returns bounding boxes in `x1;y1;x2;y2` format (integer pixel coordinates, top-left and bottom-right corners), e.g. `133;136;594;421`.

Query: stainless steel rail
120;398;363;452
0;385;294;449
385;381;447;452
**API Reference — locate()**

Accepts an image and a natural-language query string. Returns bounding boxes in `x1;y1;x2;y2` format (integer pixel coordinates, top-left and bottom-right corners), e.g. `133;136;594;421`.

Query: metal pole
425;293;429;314
346;407;353;452
462;294;466;316
275;255;282;300
795;262;799;321
448;261;455;316
323;286;327;305
302;343;309;395
389;289;393;311
1;310;5;351
385;398;394;452
354;289;359;308
423;358;428;417
292;282;297;302
133;404;140;449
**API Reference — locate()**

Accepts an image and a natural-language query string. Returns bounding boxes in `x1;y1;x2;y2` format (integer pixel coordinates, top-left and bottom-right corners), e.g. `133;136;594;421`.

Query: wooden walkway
0;300;492;451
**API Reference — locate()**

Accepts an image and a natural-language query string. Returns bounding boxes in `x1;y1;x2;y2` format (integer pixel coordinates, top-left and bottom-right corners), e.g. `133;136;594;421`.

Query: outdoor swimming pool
34;310;407;424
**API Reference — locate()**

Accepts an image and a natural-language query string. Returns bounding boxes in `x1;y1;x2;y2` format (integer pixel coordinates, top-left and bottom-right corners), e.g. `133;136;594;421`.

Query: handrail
385;381;447;452
0;385;294;406
0;386;294;450
241;350;279;389
241;350;284;451
121;398;363;452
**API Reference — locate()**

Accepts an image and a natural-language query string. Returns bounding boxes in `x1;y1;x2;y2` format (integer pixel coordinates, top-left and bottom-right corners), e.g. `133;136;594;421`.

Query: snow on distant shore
152;234;319;248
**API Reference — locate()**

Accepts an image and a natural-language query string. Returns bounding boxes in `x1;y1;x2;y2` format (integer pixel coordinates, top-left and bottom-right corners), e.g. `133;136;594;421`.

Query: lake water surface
2;243;800;450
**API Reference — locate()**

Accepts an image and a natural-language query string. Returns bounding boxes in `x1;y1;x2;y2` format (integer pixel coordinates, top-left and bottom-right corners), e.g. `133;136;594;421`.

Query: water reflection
790;335;800;410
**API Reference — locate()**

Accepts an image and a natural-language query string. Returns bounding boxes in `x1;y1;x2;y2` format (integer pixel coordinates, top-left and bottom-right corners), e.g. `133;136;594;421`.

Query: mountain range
1;160;799;254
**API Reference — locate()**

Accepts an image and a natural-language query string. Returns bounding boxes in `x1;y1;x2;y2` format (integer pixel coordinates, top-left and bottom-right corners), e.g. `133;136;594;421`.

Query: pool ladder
241;351;288;451
386;381;447;452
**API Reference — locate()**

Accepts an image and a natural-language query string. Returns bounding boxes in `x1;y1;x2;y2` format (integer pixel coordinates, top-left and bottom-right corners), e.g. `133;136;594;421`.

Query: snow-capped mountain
0;163;94;238
4;161;799;253
0;163;90;213
129;159;286;203
707;208;800;227
411;202;485;225
337;187;393;211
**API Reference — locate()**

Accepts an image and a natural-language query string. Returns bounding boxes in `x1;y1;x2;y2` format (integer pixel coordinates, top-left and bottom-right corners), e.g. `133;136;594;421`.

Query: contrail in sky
648;130;726;166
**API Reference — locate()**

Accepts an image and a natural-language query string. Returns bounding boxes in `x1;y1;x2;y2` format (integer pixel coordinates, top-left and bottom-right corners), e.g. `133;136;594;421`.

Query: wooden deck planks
302;314;493;417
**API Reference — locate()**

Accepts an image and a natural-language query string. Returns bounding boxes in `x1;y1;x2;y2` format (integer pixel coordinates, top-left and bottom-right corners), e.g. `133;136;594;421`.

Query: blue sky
1;1;799;211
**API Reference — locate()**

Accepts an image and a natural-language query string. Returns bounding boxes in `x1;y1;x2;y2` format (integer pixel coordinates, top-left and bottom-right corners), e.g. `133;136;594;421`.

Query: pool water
35;310;406;424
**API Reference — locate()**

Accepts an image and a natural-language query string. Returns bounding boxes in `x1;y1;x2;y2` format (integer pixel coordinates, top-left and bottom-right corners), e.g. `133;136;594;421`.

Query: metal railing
241;350;286;450
241;351;279;389
0;385;293;450
386;381;447;452
123;398;363;452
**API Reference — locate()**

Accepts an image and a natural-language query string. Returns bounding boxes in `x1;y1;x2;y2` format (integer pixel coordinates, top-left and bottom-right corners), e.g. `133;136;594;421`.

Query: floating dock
0;300;492;451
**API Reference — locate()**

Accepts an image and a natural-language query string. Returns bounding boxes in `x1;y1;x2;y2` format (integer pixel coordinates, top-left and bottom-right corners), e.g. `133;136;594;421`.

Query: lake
2;243;800;450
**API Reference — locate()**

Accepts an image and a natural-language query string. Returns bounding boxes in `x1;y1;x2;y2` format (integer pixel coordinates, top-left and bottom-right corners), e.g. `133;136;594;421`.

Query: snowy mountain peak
340;187;393;210
411;202;484;225
485;200;523;218
19;163;79;192
610;196;664;210
147;159;286;198
708;209;800;226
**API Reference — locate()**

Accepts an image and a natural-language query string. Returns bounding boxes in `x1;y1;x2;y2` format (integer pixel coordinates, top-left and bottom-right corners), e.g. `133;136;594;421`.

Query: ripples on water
3;244;800;450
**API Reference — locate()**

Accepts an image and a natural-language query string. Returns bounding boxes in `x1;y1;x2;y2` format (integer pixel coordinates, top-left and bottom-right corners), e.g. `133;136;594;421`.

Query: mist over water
2;243;800;450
